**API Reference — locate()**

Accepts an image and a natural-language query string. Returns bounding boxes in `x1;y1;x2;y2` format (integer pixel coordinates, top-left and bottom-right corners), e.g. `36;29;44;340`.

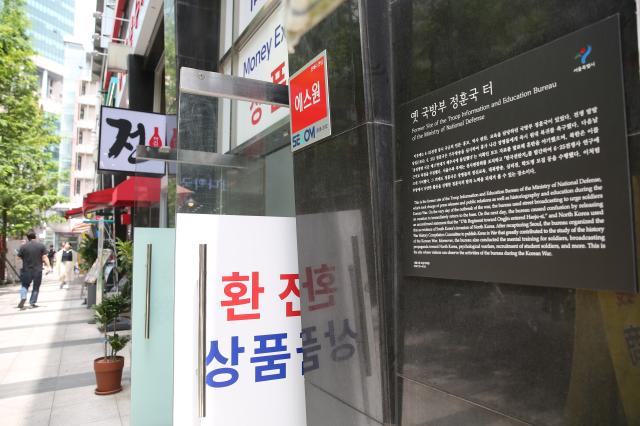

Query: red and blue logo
575;45;592;64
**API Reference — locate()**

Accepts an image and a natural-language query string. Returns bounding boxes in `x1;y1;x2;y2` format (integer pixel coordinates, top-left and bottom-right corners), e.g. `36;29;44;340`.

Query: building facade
57;38;86;199
70;77;100;205
94;1;640;425
25;0;76;198
25;0;74;64
16;0;100;203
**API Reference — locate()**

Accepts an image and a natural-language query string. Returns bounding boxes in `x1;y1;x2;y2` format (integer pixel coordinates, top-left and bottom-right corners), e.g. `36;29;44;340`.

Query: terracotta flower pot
94;356;124;395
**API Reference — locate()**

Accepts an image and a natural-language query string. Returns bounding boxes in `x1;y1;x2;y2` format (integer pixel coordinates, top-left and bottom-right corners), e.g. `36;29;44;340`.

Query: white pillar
41;69;48;100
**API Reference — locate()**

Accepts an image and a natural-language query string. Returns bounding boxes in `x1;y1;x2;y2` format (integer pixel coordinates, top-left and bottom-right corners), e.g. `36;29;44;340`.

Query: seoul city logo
573;44;595;73
575;44;592;63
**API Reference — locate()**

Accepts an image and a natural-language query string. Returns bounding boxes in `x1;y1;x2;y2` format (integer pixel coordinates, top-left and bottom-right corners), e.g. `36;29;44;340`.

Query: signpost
289;50;331;152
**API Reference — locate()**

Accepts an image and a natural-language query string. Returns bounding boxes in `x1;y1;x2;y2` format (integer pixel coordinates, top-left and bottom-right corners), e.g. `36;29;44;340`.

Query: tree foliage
0;0;63;239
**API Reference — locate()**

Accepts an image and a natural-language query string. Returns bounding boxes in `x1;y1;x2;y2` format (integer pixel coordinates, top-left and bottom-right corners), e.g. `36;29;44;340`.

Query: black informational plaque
398;15;637;292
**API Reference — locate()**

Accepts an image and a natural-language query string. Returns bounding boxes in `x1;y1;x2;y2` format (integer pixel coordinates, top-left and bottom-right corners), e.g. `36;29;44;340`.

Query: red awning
111;177;161;207
83;187;115;213
64;207;84;219
68;177;163;219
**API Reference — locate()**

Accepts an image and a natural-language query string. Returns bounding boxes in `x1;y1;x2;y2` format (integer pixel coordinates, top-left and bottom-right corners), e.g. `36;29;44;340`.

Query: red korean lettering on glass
301;264;336;311
270;62;286;113
250;102;262;125
220;272;264;320
279;273;301;317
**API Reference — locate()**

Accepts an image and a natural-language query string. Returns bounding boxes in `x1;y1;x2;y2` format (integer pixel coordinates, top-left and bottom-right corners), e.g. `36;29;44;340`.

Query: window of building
81;81;87;95
79;106;85;120
75;179;81;195
218;2;289;152
76;154;82;171
78;130;83;145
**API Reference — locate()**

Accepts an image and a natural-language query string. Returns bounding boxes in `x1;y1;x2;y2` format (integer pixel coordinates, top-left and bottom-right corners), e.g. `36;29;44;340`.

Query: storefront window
216;1;289;153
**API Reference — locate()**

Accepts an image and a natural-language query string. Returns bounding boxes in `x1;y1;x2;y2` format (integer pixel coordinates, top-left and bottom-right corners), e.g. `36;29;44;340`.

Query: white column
41;69;48;100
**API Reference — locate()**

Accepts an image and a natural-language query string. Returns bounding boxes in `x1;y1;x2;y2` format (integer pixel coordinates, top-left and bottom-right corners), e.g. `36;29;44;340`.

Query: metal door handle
144;244;152;339
198;244;207;418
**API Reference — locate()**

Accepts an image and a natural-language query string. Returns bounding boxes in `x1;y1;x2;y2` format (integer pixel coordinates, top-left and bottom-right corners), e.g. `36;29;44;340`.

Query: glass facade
134;0;640;424
25;0;74;65
287;2;394;423
167;1;640;424
392;1;640;424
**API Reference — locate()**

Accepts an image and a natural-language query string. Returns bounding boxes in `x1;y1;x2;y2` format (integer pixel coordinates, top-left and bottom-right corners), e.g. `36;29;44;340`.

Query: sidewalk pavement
0;272;130;426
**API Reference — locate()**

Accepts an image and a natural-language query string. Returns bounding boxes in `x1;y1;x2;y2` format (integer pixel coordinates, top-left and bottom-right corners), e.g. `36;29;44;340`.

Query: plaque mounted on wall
398;15;637;292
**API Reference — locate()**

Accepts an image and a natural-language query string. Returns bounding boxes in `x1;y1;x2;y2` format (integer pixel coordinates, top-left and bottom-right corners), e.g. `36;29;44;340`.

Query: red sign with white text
289;51;331;151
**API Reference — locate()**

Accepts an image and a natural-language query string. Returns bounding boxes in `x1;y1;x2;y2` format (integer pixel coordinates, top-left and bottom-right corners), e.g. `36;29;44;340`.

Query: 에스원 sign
289;50;331;152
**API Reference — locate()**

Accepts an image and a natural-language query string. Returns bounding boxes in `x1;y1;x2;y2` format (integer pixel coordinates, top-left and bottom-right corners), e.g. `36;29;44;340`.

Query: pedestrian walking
17;231;51;309
47;244;55;267
55;242;78;289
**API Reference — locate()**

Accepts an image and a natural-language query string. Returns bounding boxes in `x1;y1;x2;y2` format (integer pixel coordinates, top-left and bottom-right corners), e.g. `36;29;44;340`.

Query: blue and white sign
235;5;289;145
238;0;270;35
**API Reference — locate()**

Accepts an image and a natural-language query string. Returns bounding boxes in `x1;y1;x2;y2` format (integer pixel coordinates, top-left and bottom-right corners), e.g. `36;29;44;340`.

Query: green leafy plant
115;238;133;278
78;234;98;273
115;238;133;305
107;333;131;357
94;294;130;361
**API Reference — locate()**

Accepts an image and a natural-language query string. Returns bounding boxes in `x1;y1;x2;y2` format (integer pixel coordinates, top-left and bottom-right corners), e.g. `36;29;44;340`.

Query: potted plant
93;294;130;395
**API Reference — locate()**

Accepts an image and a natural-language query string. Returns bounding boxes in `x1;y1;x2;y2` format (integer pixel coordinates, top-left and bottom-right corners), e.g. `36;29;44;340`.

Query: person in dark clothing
17;231;51;309
47;245;55;267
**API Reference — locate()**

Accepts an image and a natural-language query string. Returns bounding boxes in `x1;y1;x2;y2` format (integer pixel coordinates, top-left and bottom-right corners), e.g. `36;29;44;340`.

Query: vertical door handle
144;244;152;340
198;244;207;418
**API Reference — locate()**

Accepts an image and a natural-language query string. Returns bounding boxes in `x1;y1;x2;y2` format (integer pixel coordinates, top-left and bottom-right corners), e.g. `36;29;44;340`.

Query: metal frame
197;244;207;418
179;67;289;107
136;146;253;169
179;67;290;154
144;244;152;339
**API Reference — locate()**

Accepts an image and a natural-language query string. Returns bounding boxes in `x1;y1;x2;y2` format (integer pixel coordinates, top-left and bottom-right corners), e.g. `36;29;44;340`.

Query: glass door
130;228;175;425
171;68;305;425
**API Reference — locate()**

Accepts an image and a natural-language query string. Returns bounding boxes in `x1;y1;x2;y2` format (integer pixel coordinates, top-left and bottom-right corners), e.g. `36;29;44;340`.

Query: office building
78;1;640;425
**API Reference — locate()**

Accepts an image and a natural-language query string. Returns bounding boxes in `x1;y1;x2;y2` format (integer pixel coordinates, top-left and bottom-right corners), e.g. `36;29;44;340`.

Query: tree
0;0;63;282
